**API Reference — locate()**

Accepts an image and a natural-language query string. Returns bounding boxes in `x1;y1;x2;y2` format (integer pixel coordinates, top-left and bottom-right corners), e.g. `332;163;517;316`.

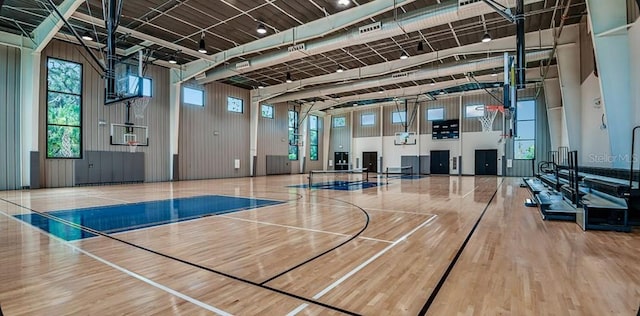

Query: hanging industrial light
257;23;267;35
481;32;492;43
286;72;293;83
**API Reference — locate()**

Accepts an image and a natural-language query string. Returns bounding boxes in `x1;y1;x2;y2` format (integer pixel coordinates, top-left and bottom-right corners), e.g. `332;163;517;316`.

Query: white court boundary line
0;209;233;316
218;215;394;244
286;214;438;316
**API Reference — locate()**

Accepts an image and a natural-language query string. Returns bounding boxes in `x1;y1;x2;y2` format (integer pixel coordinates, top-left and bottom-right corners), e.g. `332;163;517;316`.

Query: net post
385;167;389;185
365;168;369;182
308;171;313;189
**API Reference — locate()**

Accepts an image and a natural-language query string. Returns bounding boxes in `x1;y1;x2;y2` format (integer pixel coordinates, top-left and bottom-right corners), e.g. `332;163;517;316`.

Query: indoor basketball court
1;0;640;315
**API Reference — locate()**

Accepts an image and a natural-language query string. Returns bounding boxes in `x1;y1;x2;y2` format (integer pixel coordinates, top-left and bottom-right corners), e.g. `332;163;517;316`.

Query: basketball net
132;97;150;119
478;105;503;132
127;141;139;153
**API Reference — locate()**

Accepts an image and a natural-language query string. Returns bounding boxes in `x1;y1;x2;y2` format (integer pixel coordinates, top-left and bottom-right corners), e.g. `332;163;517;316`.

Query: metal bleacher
523;137;640;232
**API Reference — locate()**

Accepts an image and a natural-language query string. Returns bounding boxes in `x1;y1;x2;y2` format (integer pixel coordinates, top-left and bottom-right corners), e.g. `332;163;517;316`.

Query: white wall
352;137;382;171
630;21;640;127
580;72;611;167
419;136;460;175
461;131;504;175
382;136;420;169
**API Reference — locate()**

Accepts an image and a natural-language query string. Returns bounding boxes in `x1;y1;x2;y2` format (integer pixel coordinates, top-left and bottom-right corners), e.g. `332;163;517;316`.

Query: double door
430;150;450;175
334;152;349;171
362;152;378;173
475;149;498;175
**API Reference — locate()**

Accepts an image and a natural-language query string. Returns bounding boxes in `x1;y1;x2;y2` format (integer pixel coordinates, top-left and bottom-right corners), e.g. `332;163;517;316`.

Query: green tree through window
514;100;536;159
309;115;318;160
288;110;298;160
47;58;82;158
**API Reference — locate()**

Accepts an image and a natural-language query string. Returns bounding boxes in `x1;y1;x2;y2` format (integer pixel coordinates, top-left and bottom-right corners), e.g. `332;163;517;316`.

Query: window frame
227;96;244;113
46;57;83;159
261;104;274;119
361;113;376;126
182;86;205;106
427;107;445;121
513;100;536;160
309;115;319;161
333;116;346;128
288;110;299;161
391;111;407;124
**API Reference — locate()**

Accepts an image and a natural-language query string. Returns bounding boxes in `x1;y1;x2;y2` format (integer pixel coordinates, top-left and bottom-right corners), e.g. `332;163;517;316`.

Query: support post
169;74;181;180
249;91;259;176
20;49;40;188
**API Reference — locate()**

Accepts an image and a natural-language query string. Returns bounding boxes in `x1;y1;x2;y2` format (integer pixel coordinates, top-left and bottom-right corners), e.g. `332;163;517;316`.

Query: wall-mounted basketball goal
394;132;417;145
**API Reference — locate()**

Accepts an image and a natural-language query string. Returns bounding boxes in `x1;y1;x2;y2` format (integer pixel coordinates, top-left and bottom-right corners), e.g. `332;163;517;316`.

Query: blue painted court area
291;180;383;190
14;195;283;241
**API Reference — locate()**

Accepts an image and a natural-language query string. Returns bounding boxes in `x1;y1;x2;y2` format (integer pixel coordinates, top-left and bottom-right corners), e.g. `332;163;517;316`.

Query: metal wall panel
383;103;419;136
353;108;381;138
420;97;460;134
178;81;251;180
419;155;431;174
256;102;288;176
39;40;170;188
400;156;420;175
0;44;21;190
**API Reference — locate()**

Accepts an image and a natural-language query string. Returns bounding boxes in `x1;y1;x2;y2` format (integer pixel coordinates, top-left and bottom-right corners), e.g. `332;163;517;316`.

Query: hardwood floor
0;176;638;315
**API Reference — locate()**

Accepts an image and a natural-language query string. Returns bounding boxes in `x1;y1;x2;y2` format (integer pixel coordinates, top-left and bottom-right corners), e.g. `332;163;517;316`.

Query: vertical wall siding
330;112;352;169
505;87;552;176
461;92;504;132
0;45;21;190
256;102;288;176
353;108;381;138
179;81;250;179
383;103;419;136
420;97;460;134
39;40;170;187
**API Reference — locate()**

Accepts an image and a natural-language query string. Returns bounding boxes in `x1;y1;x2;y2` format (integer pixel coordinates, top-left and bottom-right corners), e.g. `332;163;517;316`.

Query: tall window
333;116;346;128
183;87;204;106
288;110;298;160
361;113;375;126
514;100;536;159
427;108;444;121
309;115;319;161
47;58;82;158
392;111;406;124
261;104;274;118
227;96;243;113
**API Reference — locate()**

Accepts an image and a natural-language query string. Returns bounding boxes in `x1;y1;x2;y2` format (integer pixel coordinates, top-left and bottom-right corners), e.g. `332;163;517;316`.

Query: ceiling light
336;65;345;73
491;73;498;77
168;56;177;64
400;51;409;60
430;83;435;86
335;96;341;100
378;90;384;94
198;33;207;53
257;23;267;35
417;41;424;52
286;72;292;83
338;0;350;5
353;103;358;107
481;32;492;43
81;32;93;41
439;90;446;95
258;84;265;89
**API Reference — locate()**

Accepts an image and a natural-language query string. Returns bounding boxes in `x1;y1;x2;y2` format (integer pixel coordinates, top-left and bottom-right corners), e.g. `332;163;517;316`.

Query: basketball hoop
132;97;150;119
127;140;139;153
478;105;504;132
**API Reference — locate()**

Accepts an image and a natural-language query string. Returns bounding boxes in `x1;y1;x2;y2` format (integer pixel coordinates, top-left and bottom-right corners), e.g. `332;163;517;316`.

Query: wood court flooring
0;175;639;315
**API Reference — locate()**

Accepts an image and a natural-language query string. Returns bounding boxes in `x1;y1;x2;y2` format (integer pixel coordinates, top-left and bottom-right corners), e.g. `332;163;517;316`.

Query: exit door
362;152;378;173
475;149;498;175
430;150;450;175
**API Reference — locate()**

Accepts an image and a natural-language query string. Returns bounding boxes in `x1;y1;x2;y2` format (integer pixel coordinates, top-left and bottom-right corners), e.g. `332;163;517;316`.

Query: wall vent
235;61;251;70
288;44;306;53
359;22;381;35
